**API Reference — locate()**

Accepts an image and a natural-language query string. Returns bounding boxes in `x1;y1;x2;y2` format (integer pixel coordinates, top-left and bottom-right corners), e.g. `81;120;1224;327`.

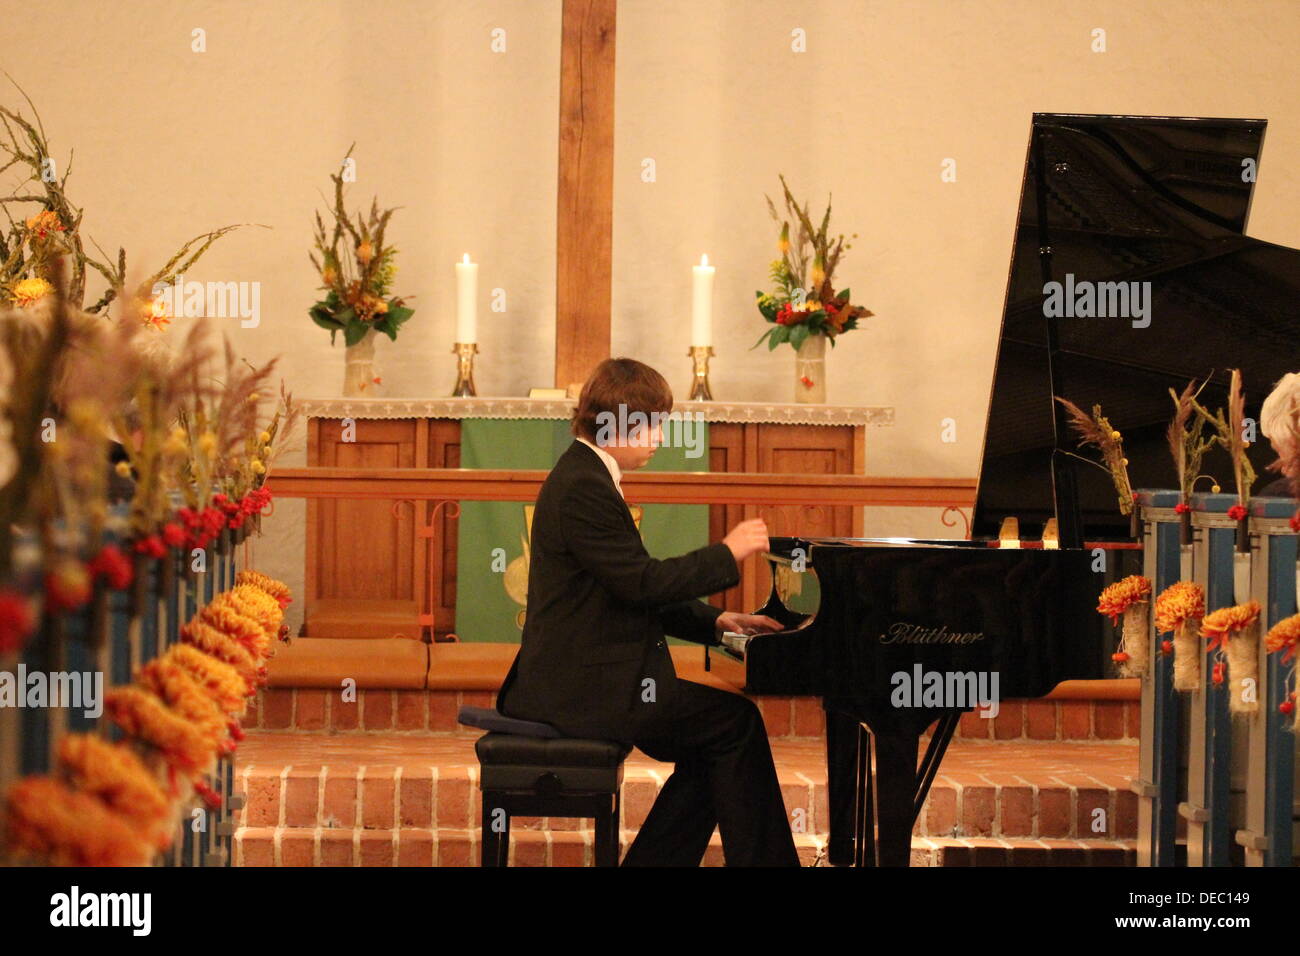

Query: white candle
455;253;478;343
691;254;714;347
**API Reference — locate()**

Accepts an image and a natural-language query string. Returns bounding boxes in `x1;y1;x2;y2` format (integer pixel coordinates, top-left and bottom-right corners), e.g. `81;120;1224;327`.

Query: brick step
233;826;829;867
232;733;1139;849
233;825;1134;867
247;686;1139;742
912;836;1137;867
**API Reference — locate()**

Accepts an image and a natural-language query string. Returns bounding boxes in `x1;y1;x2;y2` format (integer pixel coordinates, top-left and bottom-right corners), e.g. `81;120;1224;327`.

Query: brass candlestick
688;345;713;401
452;342;479;396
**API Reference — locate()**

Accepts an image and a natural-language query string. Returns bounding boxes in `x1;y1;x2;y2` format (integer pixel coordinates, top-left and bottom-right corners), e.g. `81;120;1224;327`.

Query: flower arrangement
237;568;292;609
1096;575;1152;676
1;81;242;317
1264;613;1300;726
309;146;414;347
1056;398;1135;516
57;735;174;850
752;175;872;352
160;642;252;718
1167;371;1257;518
1195;370;1256;521
1201;600;1261;712
5;776;151;866
1167;378;1220;511
1154;581;1205;691
180;618;264;687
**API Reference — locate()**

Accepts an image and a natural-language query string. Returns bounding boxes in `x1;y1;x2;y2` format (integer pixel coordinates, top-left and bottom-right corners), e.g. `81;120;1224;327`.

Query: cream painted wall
611;0;1300;538
5;0;563;629
4;0;1298;624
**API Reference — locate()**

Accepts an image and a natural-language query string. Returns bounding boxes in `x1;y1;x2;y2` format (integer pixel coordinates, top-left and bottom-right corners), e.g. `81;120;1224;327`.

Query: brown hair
571;357;673;442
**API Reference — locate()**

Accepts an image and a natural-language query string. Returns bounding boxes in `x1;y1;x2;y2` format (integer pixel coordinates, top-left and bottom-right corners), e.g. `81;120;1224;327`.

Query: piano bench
458;706;630;867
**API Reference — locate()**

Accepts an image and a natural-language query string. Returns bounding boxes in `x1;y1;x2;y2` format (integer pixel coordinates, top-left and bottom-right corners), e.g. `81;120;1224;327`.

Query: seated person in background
497;357;800;867
1260;371;1300;497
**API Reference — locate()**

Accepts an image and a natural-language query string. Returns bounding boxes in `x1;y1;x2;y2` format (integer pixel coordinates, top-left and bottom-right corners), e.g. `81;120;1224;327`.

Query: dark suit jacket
496;439;740;742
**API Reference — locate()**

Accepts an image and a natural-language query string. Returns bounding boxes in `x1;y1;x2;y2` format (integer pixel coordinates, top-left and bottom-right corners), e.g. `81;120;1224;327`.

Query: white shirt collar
577;436;623;498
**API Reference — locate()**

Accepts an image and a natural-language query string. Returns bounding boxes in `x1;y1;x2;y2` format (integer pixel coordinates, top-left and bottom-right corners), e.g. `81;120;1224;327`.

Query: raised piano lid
972;113;1300;544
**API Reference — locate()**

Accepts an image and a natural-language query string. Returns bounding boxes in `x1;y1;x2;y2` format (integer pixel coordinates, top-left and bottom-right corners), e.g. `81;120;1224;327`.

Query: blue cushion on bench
457;705;562;739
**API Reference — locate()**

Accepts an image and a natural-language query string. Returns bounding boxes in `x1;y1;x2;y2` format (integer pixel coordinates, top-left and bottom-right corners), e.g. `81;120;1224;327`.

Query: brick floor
233;730;1138;865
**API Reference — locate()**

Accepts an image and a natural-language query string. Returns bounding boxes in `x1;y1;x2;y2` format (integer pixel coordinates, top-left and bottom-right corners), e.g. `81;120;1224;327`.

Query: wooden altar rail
268;467;978;509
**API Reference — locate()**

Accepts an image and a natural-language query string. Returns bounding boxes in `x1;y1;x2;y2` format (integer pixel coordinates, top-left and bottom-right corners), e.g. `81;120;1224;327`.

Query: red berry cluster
136;488;274;556
0;590;34;653
88;545;133;590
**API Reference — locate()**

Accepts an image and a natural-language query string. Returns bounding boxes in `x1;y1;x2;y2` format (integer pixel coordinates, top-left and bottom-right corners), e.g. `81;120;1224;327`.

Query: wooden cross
555;0;616;392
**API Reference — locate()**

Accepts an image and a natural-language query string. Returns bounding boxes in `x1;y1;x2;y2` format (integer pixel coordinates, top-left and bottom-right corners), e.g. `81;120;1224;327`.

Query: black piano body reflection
716;110;1300;866
719;536;1110;866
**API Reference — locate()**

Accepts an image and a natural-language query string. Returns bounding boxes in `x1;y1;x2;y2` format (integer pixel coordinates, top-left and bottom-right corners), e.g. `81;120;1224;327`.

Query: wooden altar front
301;397;894;640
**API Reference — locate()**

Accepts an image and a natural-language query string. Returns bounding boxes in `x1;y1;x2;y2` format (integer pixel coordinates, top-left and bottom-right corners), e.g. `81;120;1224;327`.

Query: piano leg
847;713;962;867
870;730;918;867
824;706;859;866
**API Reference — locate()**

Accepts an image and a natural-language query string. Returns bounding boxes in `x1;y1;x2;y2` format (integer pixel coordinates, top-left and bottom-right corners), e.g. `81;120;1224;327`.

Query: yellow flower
66;399;101;430
164;426;187;454
356;241;374;265
247;392;259;404
375;300;388;314
114;460;132;478
25;211;63;243
258;431;271;444
809;255;825;289
142;297;170;332
250;459;266;475
11;277;53;307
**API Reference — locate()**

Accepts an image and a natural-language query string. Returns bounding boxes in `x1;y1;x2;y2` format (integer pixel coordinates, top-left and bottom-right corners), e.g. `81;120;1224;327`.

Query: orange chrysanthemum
198;601;270;660
1154;581;1205;634
161;643;251;715
57;735;174;851
1096;575;1153;625
212;586;282;651
180;619;263;686
104;686;215;776
1264;613;1300;663
5;776;151;866
1201;600;1261;652
138;657;234;753
236;569;292;609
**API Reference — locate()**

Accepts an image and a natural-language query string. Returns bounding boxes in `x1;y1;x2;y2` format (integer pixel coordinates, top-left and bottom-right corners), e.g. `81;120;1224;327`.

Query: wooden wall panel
308;419;420;606
304;416;863;636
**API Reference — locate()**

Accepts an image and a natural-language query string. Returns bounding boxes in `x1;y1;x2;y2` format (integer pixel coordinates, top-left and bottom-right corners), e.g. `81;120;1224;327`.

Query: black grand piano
718;113;1300;867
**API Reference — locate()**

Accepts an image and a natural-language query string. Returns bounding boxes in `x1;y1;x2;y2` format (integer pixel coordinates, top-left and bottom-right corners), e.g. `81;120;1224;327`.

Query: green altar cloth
453;418;710;643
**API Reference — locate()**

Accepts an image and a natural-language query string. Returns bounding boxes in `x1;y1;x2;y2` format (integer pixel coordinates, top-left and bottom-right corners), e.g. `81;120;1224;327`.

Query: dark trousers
621;677;800;867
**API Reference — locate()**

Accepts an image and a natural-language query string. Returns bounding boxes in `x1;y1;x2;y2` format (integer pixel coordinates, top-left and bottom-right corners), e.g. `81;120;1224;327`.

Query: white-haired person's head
1260;372;1300;480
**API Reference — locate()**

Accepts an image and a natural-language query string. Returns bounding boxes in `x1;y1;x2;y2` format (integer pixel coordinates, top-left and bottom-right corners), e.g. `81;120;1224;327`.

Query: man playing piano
497;357;800;866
